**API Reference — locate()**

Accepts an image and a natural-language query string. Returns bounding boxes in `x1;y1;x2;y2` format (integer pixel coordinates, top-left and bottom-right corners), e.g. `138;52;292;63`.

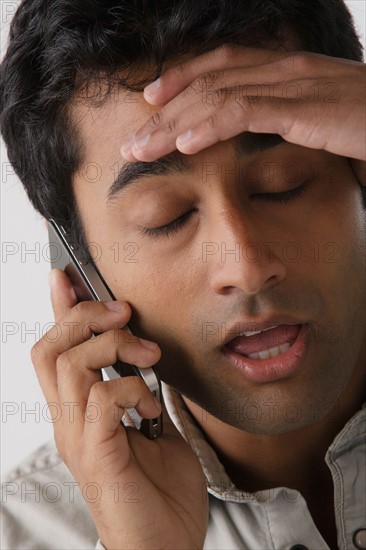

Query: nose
206;206;286;296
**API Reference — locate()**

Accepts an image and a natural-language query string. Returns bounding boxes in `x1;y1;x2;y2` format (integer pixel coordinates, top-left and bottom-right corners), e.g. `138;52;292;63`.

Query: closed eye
138;208;197;239
139;181;309;239
251;180;309;203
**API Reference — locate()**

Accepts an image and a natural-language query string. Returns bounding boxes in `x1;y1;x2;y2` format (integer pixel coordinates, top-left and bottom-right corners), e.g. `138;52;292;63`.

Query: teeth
248;342;291;360
242;325;279;337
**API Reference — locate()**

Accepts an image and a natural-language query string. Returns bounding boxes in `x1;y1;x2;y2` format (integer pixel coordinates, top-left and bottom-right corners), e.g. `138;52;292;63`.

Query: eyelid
138;208;197;238
251;180;310;202
138;181;310;240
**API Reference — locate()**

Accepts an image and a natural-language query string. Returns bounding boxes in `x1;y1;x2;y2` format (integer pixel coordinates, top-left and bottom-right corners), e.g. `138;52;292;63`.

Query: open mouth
222;323;309;383
225;324;301;359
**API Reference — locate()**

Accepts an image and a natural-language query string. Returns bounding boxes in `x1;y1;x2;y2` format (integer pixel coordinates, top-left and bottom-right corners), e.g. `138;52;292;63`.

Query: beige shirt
2;383;365;550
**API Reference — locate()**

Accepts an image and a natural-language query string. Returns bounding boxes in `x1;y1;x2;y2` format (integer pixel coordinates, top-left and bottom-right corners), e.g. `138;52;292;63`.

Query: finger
140;78;360;161
56;328;161;435
120;81;310;162
49;268;78;323
36;327;161;448
122;56;340;162
143;44;294;105
61;371;161;444
35;300;133;362
31;268;81;415
57;326;161;381
32;302;158;390
172;95;335;156
123;52;359;163
123;65;288;161
82;377;163;464
174;92;364;161
31;301;157;422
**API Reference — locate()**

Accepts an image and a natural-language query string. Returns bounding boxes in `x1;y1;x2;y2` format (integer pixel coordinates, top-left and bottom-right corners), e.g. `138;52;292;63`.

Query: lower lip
222;324;310;383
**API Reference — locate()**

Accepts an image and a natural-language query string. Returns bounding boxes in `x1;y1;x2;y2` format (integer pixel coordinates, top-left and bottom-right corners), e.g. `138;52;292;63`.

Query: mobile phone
47;219;163;439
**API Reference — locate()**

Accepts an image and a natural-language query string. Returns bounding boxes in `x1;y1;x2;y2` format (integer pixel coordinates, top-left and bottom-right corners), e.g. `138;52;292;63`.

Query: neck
182;352;366;497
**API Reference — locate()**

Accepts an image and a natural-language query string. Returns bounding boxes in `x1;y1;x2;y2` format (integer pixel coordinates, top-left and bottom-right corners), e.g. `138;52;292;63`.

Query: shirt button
290;546;309;550
353;529;366;549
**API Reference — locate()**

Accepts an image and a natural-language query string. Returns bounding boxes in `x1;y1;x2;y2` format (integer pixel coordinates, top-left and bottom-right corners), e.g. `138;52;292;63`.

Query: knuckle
64;346;82;369
115;375;143;399
150;110;163;129
212;88;227;108
281;52;311;72
205;71;219;84
232;94;255;115
217;43;239;63
186;77;200;97
89;380;108;402
56;350;73;373
189;75;213;97
31;339;44;365
107;326;124;346
164;117;177;133
174;61;186;77
293;53;312;69
107;326;135;346
203;72;217;88
266;51;289;65
31;324;60;366
206;114;218;129
73;300;90;317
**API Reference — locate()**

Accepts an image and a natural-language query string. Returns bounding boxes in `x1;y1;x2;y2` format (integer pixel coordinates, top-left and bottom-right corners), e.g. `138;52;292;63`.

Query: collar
162;382;366;503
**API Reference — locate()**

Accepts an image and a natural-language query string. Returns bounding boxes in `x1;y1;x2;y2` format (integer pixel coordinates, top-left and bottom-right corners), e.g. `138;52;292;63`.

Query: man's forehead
70;88;156;173
71;86;288;187
70;26;303;165
71;22;303;117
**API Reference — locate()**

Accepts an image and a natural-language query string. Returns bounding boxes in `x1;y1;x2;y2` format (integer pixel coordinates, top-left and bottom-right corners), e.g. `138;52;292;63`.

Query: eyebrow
106;132;287;202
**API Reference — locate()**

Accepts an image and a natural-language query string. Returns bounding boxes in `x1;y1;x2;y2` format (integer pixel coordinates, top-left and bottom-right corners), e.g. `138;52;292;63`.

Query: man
1;0;365;548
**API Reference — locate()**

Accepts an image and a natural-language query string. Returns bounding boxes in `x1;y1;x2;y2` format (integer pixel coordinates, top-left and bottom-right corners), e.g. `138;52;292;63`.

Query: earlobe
349;158;366;187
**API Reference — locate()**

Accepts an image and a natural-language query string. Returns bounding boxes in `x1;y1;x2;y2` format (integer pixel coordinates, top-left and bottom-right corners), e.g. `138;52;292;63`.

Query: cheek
302;173;366;261
312;188;366;319
96;240;206;333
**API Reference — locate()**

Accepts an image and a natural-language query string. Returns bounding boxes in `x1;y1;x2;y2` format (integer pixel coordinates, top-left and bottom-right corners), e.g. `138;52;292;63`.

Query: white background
1;1;365;476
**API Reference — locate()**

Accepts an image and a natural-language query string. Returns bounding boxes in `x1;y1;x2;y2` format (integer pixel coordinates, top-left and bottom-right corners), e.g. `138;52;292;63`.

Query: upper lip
221;316;305;347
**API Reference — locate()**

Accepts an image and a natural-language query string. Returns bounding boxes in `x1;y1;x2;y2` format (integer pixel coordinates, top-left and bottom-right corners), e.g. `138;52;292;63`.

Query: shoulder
1;439;100;550
3;439;63;483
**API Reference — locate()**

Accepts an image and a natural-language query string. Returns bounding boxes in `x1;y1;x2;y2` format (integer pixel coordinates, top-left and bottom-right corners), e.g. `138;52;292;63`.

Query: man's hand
120;45;366;183
31;269;208;549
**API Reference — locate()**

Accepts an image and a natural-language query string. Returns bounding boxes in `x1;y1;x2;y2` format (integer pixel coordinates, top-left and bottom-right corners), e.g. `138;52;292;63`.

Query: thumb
48;268;78;323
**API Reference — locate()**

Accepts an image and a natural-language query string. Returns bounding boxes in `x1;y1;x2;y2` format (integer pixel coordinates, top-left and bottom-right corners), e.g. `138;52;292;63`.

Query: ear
349;158;366;187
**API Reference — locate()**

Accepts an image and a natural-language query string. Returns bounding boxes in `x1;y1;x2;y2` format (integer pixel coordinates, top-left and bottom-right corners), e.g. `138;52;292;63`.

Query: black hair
0;0;365;258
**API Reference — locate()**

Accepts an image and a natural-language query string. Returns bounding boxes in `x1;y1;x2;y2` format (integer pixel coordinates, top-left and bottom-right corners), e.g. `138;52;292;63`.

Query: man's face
71;65;366;436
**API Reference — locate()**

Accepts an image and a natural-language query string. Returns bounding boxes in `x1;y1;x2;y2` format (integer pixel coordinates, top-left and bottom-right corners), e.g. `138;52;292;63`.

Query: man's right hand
31;268;208;549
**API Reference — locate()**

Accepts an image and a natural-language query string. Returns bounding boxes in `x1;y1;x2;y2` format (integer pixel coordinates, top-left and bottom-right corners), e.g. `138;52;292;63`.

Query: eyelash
140;181;309;239
140;209;196;239
252;180;309;204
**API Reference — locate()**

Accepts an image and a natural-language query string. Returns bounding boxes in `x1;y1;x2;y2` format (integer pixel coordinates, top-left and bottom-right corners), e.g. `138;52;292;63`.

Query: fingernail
105;301;126;312
177;129;192;145
144;78;161;97
139;338;158;351
134;133;150;149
